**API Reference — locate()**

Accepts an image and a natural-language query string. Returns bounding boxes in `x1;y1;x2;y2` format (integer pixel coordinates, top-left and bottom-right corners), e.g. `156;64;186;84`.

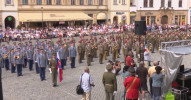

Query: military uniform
98;42;104;64
2;48;10;70
102;64;117;100
58;45;67;70
37;52;47;81
9;50;16;73
27;48;34;71
49;58;58;86
14;50;24;76
85;43;92;66
77;42;83;63
34;48;40;74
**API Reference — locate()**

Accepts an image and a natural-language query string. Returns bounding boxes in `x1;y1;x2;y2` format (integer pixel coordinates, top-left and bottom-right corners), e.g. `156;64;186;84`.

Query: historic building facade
135;0;189;25
1;0;19;29
188;0;191;25
0;0;130;29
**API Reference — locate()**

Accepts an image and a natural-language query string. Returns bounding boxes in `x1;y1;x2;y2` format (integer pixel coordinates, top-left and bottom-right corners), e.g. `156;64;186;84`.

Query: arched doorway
161;15;168;24
113;16;118;25
5;16;15;29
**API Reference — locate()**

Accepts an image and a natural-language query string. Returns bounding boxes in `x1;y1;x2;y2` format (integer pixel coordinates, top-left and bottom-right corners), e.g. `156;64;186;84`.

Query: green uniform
85;45;92;66
77;44;83;63
49;59;58;86
102;72;117;100
98;43;104;64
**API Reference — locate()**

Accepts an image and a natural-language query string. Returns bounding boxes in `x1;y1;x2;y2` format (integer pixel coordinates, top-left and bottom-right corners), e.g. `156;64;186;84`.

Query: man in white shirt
80;67;94;100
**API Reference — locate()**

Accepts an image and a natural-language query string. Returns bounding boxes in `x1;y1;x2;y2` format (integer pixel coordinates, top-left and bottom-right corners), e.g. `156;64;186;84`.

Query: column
180;16;182;25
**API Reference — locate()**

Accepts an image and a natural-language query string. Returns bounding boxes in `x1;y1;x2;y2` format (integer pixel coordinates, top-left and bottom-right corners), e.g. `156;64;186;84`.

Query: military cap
106;64;113;70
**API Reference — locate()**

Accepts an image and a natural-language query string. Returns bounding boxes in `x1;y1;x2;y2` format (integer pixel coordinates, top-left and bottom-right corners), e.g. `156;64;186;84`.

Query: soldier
14;48;24;76
81;40;86;60
27;46;34;71
111;39;117;62
85;42;92;66
102;63;117;100
58;44;67;70
98;41;104;64
69;43;77;68
9;49;16;73
122;41;128;64
37;49;47;81
47;46;53;63
139;43;145;62
34;47;40;74
22;46;27;68
103;40;108;60
49;53;58;87
2;47;10;70
77;41;83;64
92;39;98;58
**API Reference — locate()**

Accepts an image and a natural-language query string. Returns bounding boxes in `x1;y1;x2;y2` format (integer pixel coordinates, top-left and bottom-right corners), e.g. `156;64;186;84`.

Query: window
149;0;153;7
122;0;125;5
80;0;84;5
47;0;52;5
168;0;171;7
56;0;61;5
6;0;12;5
144;0;148;7
22;0;28;5
175;16;178;25
99;0;103;5
161;0;165;7
71;0;75;5
114;0;117;5
88;0;92;5
151;16;155;24
179;0;182;7
36;0;42;5
141;16;146;21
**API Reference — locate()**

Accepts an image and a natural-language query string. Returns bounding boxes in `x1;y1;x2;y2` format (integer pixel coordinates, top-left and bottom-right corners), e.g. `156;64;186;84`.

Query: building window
122;0;125;5
141;16;146;21
80;0;84;5
22;0;28;5
88;0;92;5
168;0;171;7
151;16;156;24
36;0;42;5
56;0;61;5
114;0;117;5
47;0;52;5
149;0;153;7
182;16;185;25
179;0;182;7
6;0;12;5
144;0;148;7
71;0;75;5
161;0;165;7
175;16;178;25
99;0;103;5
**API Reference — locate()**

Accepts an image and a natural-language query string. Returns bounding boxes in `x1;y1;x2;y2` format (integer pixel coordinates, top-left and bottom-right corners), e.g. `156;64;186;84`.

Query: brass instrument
14;55;19;59
92;44;97;49
149;43;152;51
4;50;11;59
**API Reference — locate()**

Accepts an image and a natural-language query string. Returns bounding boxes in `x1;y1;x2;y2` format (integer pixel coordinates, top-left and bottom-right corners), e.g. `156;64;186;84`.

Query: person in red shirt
124;67;141;100
126;52;134;67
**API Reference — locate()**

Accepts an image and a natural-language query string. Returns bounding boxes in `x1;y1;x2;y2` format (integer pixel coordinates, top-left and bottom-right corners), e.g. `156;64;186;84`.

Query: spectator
126;52;134;67
69;43;77;68
152;66;163;100
148;61;158;95
102;63;117;100
124;67;141;100
80;67;94;100
136;61;148;100
122;65;130;100
144;48;150;68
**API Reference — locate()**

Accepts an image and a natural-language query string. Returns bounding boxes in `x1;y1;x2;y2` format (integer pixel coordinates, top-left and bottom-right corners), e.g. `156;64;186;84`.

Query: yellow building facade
1;0;130;28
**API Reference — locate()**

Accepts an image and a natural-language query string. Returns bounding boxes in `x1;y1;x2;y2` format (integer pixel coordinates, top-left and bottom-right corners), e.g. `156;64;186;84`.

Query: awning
97;13;106;20
19;12;93;22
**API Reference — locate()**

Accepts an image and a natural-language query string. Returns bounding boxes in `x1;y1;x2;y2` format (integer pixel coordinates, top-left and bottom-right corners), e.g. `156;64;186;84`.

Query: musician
58;44;67;70
2;47;9;70
34;47;40;74
9;49;16;73
15;48;24;76
22;46;27;68
37;49;47;81
85;42;92;66
27;46;34;71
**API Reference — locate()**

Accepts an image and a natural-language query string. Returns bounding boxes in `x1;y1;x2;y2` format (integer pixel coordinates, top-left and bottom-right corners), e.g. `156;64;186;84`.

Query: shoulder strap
126;77;137;93
80;74;83;85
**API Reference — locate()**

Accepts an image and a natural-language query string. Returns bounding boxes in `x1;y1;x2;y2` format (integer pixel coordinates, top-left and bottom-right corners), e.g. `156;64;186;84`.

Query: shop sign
116;12;124;15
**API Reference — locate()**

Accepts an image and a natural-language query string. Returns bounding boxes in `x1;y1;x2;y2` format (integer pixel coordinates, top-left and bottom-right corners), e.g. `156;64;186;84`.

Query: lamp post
140;7;142;20
41;7;44;30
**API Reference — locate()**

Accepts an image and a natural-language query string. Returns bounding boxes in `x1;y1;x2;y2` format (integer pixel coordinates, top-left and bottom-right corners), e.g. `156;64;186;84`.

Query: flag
57;52;63;82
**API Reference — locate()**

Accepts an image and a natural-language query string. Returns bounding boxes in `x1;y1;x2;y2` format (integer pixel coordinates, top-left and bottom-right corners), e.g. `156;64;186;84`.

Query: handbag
76;74;84;95
165;90;175;100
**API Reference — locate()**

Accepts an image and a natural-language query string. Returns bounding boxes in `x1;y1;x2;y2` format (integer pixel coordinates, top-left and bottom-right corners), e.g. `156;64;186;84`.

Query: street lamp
140;7;142;20
41;7;44;30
